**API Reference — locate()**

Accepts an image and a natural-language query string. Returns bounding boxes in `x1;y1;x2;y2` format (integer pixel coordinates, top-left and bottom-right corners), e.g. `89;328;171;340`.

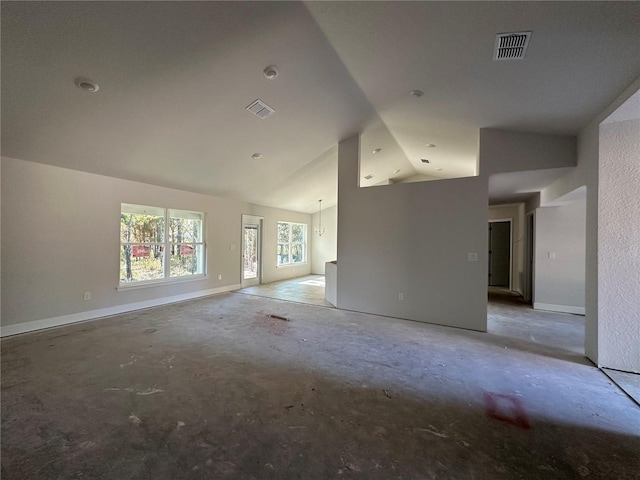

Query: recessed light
410;90;424;98
421;158;431;164
372;148;382;154
75;78;99;93
436;168;443;171
393;169;401;174
251;153;262;160
263;65;279;80
426;143;436;148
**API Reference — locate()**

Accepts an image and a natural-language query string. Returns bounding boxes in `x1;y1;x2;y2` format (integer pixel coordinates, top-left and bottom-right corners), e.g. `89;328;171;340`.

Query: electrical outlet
398;293;404;301
548;251;556;259
217;274;222;280
83;292;91;301
468;252;478;261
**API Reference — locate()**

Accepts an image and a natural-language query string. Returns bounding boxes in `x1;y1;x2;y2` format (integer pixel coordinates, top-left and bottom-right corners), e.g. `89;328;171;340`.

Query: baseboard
0;284;241;338
533;302;585;315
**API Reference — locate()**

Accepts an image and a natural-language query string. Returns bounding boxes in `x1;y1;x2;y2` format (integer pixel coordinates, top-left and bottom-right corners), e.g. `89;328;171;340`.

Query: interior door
488;221;511;288
241;215;263;287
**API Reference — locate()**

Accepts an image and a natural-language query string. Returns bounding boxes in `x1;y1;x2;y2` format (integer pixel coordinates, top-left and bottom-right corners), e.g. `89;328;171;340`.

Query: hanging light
314;200;325;237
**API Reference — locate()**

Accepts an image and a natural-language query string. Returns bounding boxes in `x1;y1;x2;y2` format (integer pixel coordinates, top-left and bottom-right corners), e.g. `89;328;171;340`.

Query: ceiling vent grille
494;32;531;60
246;99;275;119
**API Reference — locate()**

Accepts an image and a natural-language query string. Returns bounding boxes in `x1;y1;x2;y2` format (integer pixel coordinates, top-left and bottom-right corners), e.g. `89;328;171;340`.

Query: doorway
241;215;263;288
488;220;512;289
523;212;535;304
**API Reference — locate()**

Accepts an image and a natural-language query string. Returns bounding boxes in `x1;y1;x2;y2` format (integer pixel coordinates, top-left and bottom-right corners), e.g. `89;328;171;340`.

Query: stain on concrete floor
1;292;639;479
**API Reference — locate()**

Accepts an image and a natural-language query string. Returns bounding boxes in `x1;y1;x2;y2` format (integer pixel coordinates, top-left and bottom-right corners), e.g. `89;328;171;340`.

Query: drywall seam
533;303;585;316
0;284;240;337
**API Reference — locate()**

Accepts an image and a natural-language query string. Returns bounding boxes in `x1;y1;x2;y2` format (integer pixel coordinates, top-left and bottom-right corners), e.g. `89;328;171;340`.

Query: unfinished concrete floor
2;291;639;479
238;275;333;308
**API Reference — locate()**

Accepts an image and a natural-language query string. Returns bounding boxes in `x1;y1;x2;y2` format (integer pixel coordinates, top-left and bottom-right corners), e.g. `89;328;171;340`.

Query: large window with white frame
277;221;307;266
120;204;205;285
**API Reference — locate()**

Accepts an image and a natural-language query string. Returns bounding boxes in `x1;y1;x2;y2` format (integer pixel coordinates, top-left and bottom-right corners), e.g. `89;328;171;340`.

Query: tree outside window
277;221;306;266
120;204;205;285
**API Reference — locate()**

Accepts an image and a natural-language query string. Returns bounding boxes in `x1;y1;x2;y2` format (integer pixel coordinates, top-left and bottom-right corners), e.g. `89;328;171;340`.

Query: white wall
0;157;310;335
598;118;640;372
488;204;525;295
337;135;488;331
310;204;337;274
534;198;586;315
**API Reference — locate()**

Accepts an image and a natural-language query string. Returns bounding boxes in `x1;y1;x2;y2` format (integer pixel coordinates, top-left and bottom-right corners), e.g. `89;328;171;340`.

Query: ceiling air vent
494;31;531;60
364;174;374;180
246;99;275;119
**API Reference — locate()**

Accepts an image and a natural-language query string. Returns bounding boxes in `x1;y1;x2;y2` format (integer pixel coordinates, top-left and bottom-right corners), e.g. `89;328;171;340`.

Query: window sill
276;263;307;269
117;274;207;291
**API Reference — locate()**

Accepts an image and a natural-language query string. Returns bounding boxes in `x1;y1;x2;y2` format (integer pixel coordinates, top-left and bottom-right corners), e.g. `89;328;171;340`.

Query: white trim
117;274;207;291
0;284;241;338
533;302;585;315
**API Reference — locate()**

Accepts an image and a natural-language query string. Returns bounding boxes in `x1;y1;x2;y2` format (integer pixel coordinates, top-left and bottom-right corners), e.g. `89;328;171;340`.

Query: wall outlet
398;293;404;301
83;292;91;301
230;244;236;251
468;252;478;261
548;251;556;259
217;274;222;280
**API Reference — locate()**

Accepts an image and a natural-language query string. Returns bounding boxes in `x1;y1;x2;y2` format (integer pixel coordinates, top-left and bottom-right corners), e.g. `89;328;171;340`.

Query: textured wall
598;119;640;372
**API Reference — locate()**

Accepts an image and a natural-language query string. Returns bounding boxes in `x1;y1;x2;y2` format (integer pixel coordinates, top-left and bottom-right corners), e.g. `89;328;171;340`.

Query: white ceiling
2;2;639;213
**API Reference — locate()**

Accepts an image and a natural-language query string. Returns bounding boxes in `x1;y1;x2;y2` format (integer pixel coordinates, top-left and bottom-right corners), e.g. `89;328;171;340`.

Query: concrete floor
238;275;333;308
2;290;639;479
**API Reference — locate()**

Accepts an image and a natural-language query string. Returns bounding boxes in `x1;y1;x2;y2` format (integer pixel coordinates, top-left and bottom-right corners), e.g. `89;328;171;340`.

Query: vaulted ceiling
2;2;639;213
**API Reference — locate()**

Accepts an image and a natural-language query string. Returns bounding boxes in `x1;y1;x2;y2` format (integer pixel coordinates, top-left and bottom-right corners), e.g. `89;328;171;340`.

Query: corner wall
336;135;488;331
540;77;640;367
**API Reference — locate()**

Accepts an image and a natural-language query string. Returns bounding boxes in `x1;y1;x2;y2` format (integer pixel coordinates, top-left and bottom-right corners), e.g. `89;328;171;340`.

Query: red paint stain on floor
483;391;531;429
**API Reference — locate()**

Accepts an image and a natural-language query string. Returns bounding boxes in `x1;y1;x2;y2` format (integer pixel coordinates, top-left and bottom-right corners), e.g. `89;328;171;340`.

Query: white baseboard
534;302;585;315
0;284;241;338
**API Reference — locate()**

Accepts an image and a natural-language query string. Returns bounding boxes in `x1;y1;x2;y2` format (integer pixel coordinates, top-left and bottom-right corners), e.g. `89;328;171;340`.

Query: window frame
277;221;307;267
119;204;206;289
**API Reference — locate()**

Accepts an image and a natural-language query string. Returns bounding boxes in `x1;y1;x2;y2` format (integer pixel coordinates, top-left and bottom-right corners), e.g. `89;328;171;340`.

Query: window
277;221;307;266
120;204;205;285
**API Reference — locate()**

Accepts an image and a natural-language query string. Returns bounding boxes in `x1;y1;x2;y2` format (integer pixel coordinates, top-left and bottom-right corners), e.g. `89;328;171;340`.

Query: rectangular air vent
494;31;531;60
364;174;374;180
246;99;275;119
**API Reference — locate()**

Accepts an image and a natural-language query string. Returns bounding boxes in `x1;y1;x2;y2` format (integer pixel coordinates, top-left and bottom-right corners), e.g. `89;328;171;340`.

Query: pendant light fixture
314;200;325;237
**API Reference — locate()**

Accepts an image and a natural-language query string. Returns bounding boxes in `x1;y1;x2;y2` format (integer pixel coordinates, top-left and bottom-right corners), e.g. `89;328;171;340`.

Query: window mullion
163;209;170;279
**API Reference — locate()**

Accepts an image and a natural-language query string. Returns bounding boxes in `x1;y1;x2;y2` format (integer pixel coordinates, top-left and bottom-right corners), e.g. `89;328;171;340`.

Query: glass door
241;215;263;287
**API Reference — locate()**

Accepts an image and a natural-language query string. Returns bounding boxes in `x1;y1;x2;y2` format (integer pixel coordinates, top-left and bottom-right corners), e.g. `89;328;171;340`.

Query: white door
241;215;263;287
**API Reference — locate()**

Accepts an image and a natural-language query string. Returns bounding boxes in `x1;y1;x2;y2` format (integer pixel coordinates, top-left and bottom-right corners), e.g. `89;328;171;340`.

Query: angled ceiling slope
2;2;639;212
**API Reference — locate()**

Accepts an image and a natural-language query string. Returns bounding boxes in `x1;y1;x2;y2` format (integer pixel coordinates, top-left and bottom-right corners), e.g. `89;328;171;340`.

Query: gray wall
534;199;586;314
336;135;488;331
1;157;310;332
480;129;576;175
